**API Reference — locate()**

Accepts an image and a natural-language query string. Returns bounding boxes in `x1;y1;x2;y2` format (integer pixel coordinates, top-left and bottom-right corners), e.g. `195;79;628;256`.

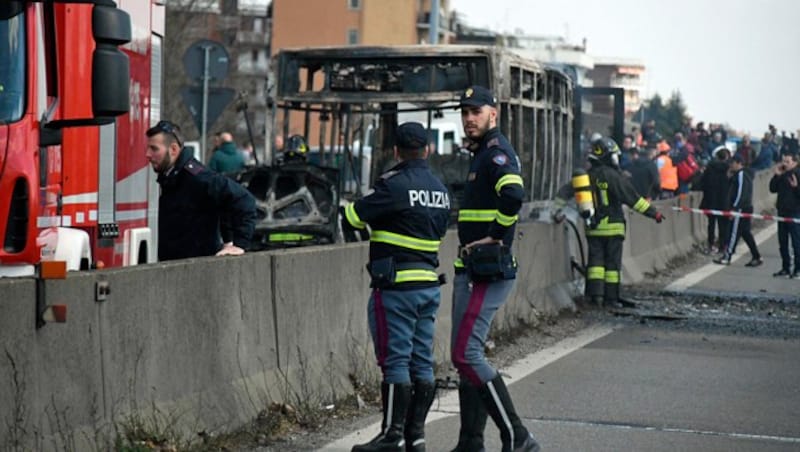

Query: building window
347;29;359;45
348;0;361;10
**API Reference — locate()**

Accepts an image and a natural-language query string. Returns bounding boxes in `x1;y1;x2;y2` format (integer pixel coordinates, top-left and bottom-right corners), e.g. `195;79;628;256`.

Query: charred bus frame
274;45;574;202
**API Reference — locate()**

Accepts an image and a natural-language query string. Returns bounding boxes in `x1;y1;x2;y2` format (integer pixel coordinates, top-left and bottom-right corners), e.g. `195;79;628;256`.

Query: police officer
344;122;450;452
450;85;540;452
145;120;257;261
555;135;664;306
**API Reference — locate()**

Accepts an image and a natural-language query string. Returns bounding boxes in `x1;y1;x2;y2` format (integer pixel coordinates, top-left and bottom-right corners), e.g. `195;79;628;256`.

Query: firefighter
268;135;315;246
450;85;540;452
281;134;309;164
343;122;450;452
555;135;665;306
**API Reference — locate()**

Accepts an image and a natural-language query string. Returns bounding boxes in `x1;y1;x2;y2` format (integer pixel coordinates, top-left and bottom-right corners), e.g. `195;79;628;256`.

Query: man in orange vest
655;139;678;199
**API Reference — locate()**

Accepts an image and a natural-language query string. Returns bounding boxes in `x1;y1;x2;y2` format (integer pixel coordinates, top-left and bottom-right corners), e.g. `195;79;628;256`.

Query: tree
636;91;690;139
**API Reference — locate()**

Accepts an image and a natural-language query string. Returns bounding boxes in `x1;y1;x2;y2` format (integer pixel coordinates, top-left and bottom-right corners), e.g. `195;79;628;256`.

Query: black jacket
628;158;660;200
769;167;800;216
157;148;257;261
344;158;450;288
556;162;657;237
699;159;730;210
727;168;754;212
458;128;525;247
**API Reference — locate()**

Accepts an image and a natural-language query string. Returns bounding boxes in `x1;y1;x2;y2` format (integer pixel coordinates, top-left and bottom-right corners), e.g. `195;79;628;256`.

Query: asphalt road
328;225;800;451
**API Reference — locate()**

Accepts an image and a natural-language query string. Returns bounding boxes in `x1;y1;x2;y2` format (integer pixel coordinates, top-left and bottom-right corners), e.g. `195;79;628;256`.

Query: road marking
322;325;615;450
531;417;800;444
665;224;777;292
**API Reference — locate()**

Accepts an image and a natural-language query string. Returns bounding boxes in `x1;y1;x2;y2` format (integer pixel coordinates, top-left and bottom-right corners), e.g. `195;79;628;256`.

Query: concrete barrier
0;168;775;449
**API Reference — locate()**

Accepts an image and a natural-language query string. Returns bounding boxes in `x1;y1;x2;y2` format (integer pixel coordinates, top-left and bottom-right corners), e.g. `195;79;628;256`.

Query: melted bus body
273;44;574;210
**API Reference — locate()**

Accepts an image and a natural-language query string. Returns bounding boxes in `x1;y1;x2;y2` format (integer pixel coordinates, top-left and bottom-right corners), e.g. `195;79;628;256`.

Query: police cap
459;85;497;108
395;122;428;150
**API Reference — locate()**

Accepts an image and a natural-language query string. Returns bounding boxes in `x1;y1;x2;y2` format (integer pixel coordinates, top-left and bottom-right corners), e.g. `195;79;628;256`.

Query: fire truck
0;0;164;277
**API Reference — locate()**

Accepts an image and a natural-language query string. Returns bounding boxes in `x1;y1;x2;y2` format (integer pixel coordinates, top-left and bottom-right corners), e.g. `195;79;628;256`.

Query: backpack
676;153;699;183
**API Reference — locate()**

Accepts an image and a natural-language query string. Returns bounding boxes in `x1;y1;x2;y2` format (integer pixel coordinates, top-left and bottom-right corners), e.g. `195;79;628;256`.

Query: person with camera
769;152;800;278
449;85;540;452
343;122;450;452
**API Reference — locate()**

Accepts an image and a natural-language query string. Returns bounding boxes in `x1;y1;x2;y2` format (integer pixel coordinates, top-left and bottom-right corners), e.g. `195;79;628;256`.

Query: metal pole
200;45;211;163
429;0;440;44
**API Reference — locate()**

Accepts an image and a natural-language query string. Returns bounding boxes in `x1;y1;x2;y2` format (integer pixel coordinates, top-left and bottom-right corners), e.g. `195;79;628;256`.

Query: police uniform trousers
586;236;624;303
368;286;440;384
450;273;515;386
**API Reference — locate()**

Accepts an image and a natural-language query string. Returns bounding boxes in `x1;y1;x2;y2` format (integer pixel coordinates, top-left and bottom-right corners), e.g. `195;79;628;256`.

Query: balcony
236;30;268;46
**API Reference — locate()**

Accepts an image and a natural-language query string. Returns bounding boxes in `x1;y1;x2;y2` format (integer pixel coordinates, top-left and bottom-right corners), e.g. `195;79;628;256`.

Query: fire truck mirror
0;2;23;20
91;4;131;117
40;127;63;147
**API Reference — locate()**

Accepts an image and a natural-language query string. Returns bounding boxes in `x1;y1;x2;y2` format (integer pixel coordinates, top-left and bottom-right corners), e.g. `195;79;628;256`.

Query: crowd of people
605;119;800;278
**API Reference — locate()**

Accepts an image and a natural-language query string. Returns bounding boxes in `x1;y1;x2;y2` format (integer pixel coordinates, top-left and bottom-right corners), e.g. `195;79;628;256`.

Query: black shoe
478;374;541;452
713;255;731;265
352;383;412;452
745;258;764;267
404;380;436;452
791;272;800;279
773;269;791;277
449;381;488;452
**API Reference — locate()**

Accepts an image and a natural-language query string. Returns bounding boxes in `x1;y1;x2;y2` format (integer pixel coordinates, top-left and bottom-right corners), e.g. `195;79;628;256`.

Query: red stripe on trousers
453;282;489;386
374;290;388;368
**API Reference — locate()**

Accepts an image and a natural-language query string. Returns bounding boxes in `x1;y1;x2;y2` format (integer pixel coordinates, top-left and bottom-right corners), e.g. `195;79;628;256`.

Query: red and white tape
670;206;800;224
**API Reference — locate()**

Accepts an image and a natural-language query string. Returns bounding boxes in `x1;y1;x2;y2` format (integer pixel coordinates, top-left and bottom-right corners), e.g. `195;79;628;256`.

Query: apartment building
588;57;646;118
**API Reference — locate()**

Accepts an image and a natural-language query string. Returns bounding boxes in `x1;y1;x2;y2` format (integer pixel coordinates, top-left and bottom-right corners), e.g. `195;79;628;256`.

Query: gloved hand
552;209;566;224
654;212;665;223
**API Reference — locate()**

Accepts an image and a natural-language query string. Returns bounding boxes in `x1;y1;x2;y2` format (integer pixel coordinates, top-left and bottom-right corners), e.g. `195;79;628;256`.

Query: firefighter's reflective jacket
344;159;450;287
556;164;657;237
457;128;525;246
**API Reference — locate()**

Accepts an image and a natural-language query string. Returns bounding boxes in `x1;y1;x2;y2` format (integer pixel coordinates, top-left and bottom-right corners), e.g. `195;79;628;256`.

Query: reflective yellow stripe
605;270;620;283
587;266;604;280
454;257;465;268
633;198;650;214
269;233;314;242
586;217;625;237
495;211;518;227
458;209;496;222
495;174;524;193
345;203;366;229
395;269;439;283
371;230;440;252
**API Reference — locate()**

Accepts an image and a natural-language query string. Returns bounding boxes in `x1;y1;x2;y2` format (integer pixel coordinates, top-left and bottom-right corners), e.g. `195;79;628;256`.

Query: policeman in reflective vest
450;85;540;452
344;122;450;452
555;135;664;306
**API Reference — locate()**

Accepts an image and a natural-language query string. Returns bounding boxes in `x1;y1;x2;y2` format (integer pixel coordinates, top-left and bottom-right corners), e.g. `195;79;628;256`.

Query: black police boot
478;374;541;452
404;380;436;452
352;383;412;452
449;381;488;452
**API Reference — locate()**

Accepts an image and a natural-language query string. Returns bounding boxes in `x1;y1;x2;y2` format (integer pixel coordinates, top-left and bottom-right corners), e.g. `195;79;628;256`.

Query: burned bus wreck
272;44;574;237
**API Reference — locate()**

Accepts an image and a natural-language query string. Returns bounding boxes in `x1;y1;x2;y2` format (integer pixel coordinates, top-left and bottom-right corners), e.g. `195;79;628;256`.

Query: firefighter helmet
284;135;308;162
588;135;621;167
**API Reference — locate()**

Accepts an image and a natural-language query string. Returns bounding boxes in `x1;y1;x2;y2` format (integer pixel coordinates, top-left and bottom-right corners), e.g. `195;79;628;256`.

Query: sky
451;0;800;136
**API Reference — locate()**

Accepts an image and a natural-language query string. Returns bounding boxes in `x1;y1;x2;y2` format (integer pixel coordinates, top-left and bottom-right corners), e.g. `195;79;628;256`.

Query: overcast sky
451;0;800;135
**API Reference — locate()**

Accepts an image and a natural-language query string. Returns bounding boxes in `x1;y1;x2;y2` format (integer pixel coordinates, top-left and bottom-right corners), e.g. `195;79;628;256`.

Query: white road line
665;224;777;292
322;325;615;451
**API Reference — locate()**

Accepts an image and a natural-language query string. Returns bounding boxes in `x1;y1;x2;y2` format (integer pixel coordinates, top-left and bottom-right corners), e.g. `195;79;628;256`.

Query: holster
463;244;517;282
366;256;396;289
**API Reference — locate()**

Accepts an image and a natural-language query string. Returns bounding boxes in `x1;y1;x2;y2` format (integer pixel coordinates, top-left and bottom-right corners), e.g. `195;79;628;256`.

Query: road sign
180;86;235;135
182;39;230;82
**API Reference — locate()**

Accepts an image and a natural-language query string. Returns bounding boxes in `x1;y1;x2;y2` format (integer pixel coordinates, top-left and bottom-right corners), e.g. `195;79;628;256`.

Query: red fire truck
0;0;164;277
